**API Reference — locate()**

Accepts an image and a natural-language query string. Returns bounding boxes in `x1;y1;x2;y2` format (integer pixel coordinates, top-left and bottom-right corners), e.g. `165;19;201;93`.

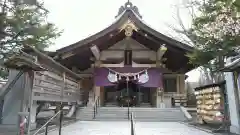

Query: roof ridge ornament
115;1;142;19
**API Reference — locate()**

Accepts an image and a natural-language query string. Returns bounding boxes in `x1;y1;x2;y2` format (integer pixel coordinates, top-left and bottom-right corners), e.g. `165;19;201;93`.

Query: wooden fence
171;94;187;107
32;71;80;102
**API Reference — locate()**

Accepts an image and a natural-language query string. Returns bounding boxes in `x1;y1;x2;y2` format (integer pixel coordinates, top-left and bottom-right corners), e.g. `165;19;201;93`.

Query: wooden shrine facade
49;1;194;107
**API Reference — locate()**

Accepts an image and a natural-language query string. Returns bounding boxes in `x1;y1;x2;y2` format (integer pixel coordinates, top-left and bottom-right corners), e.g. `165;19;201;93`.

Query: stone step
94;118;185;122
96;114;184;117
98;111;182;113
98;112;182;115
98;109;183;111
99;107;179;109
76;107;94;120
98;108;181;111
133;116;185;118
97;115;128;118
76;107;187;122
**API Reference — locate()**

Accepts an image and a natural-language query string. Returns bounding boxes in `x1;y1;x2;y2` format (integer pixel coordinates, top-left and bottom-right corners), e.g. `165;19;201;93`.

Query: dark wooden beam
136;30;187;54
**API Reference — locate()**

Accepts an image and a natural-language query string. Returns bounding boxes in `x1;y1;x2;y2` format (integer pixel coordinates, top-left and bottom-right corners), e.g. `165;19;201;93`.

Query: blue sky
43;0;200;82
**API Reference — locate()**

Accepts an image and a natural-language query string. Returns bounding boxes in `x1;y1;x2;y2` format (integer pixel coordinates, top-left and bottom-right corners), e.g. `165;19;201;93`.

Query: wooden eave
23;46;82;80
220;57;240;72
194;81;226;91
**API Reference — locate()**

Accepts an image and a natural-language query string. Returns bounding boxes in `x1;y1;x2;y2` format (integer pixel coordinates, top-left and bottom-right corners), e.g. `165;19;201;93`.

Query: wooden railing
130;112;135;135
32;71;80;102
33;109;63;135
0;71;24;101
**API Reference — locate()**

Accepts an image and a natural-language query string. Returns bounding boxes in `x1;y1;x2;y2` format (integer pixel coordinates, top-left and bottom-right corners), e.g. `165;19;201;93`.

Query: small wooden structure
1;46;82;129
21;46;82;102
194;81;228;124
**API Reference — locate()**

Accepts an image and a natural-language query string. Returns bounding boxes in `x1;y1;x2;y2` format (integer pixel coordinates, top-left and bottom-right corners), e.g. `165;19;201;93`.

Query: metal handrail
0;70;24;101
130;112;135;135
33;110;62;135
93;96;100;119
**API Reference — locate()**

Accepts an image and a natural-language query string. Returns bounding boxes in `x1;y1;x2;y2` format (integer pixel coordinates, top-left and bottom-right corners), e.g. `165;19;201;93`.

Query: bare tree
167;0;225;85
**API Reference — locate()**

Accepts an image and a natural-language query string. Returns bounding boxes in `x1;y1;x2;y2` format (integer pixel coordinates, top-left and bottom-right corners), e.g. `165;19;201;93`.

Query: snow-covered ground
46;121;214;135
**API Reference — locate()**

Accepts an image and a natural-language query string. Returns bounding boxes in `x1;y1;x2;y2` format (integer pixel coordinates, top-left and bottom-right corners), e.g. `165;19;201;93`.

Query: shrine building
52;1;194;108
0;1;199;129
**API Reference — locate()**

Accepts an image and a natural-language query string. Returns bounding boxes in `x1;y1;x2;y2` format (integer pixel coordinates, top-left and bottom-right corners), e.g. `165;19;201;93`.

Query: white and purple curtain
94;67;163;88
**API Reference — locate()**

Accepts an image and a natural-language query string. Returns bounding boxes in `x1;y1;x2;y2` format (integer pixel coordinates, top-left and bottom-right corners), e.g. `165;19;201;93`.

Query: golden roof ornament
125;25;133;37
119;19;138;37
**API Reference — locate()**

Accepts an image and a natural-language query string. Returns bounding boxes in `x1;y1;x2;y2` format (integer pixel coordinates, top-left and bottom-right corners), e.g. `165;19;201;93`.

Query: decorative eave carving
90;44;100;60
115;1;142;19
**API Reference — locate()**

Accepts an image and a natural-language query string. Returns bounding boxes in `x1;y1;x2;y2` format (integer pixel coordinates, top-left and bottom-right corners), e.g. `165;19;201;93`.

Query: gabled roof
56;1;193;54
54;1;194;72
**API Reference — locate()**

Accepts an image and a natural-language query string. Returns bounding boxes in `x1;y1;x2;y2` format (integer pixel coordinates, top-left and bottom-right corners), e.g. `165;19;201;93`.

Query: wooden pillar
100;87;105;106
156;55;164;107
155;48;165;108
175;74;185;94
94;86;100;99
179;74;185;94
155;45;167;107
61;72;66;100
94;86;105;107
176;74;180;94
93;60;103;106
77;81;82;104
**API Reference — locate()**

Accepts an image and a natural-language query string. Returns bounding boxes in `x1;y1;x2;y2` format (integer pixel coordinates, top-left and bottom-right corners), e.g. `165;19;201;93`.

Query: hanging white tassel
126;76;129;81
115;73;118;82
134;75;136;80
118;75;121;80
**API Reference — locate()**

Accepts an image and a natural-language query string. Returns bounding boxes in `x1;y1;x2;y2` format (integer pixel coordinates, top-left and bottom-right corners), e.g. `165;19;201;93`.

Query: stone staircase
76;107;94;121
95;107;129;120
131;108;187;122
76;107;187;122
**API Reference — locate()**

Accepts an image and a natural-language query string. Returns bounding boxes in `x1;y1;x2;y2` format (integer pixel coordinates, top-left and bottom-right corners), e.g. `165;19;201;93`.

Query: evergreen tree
0;0;61;79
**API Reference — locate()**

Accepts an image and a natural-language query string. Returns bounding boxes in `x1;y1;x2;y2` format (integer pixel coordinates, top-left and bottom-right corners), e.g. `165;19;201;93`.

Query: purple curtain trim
94;67;163;88
94;67;115;87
